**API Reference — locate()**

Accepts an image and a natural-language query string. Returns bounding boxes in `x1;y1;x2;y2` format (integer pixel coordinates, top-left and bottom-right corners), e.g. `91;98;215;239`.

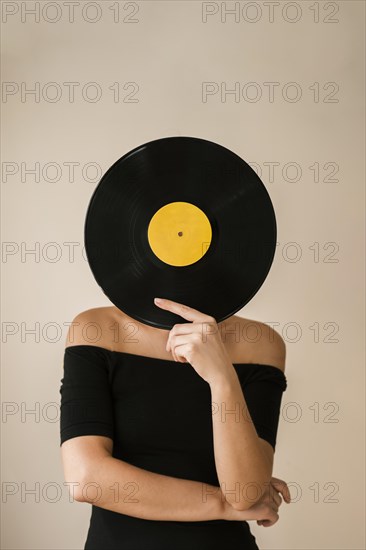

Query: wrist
208;363;238;391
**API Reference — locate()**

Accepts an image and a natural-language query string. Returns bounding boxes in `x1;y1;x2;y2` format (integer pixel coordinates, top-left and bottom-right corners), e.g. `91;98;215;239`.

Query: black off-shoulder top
59;345;287;550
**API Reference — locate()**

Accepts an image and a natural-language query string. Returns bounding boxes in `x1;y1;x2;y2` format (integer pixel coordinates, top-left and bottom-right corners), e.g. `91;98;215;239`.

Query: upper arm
258;437;274;477
59;335;115;500
261;326;286;467
61;435;113;501
237;322;288;463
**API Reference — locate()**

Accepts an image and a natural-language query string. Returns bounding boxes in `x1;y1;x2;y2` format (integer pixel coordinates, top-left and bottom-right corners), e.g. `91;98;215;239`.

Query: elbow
61;461;91;503
73;463;100;503
74;488;87;503
224;478;270;512
228;498;259;512
60;437;114;504
62;474;89;502
226;498;256;512
63;469;90;503
74;470;90;502
73;457;111;504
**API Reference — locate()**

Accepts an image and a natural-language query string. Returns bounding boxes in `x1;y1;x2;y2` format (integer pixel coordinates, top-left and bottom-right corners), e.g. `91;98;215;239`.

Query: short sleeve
59;345;114;446
236;364;287;451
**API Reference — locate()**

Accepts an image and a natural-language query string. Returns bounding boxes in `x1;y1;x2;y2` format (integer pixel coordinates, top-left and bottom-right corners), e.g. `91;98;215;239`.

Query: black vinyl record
84;136;277;330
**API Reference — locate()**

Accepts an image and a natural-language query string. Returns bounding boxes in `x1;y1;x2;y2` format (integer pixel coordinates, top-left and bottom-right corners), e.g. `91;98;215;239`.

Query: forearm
78;455;228;521
210;365;271;510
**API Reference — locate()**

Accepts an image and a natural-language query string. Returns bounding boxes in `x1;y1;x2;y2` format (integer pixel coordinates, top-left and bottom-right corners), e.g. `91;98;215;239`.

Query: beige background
2;1;365;549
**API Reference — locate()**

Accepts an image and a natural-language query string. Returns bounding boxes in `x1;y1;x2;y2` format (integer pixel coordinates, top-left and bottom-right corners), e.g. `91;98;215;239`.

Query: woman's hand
154;297;234;385
221;476;291;527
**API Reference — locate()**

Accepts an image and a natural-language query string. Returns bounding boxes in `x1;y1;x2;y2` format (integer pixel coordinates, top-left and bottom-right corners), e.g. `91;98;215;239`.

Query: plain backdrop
2;1;365;549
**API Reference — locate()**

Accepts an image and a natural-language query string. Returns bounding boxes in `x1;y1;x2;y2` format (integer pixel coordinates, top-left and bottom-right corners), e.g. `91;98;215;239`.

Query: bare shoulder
65;306;117;349
232;316;286;373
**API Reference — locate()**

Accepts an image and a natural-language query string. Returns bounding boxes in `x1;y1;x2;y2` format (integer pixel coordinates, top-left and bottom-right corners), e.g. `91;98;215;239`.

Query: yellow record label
147;201;212;266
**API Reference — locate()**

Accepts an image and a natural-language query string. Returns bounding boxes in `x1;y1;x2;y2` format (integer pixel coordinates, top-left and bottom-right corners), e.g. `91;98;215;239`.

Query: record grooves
84;136;277;330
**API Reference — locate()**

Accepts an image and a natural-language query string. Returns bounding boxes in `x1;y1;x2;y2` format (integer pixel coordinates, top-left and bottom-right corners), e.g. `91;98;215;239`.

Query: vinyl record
84;136;277;330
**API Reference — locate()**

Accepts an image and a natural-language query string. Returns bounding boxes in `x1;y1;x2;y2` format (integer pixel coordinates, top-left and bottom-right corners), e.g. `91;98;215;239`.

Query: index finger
270;477;291;503
154;298;214;323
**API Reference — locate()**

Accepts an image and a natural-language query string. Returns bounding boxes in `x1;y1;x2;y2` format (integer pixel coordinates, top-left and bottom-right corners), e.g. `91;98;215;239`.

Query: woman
60;299;291;549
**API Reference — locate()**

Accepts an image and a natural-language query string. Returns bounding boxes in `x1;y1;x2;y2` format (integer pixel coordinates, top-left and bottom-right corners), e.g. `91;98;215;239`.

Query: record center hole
178;231;183;237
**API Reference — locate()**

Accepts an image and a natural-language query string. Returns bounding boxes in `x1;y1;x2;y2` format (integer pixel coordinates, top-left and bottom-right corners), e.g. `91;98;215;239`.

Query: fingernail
154;297;162;303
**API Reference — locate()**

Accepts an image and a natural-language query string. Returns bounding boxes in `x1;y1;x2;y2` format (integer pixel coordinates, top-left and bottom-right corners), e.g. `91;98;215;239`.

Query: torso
71;306;286;371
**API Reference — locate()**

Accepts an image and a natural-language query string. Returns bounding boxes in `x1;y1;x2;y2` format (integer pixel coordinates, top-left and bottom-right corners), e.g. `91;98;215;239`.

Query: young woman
60;300;291;549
